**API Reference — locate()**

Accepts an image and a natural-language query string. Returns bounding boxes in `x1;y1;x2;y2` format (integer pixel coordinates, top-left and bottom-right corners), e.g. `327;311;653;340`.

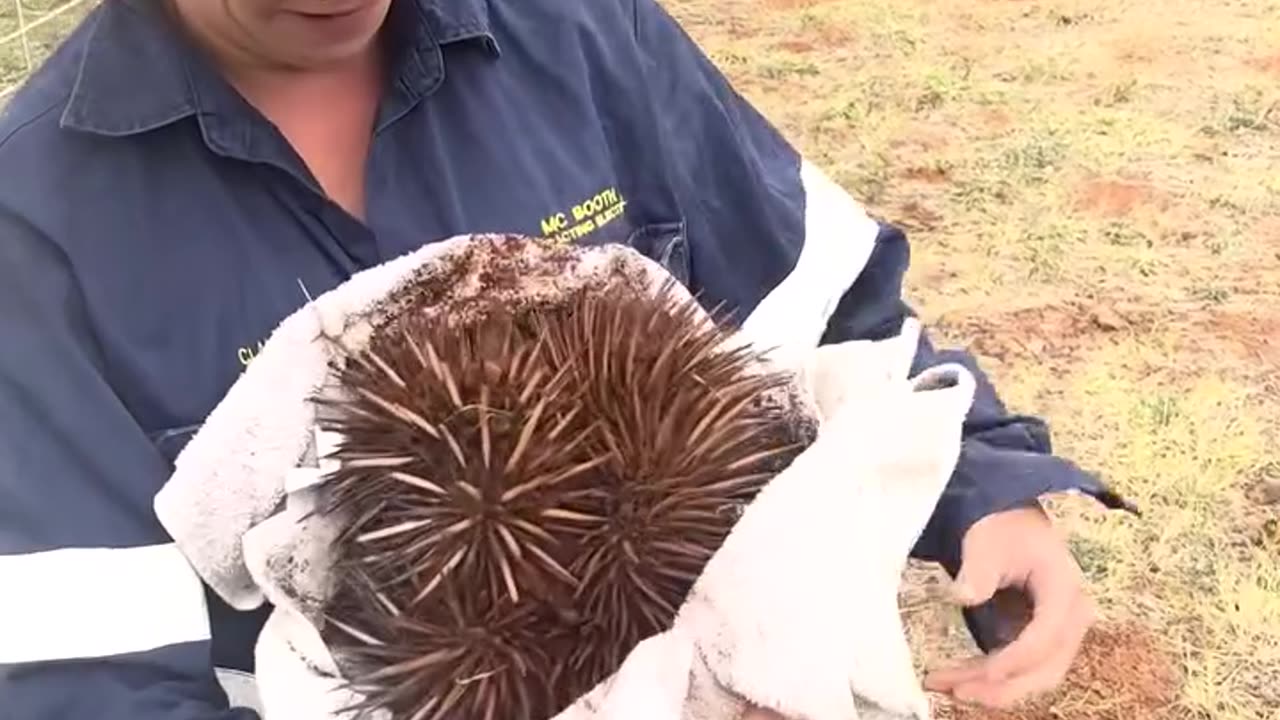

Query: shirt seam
0;95;67;152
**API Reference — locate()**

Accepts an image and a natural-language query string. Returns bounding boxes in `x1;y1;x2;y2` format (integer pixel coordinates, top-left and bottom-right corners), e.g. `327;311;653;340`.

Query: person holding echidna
0;0;1137;718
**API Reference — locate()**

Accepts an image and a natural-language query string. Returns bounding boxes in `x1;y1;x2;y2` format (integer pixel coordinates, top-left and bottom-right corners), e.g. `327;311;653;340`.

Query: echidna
312;238;817;720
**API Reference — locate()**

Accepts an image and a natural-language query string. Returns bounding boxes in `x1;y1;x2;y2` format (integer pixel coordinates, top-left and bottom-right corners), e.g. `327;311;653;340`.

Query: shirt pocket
624;220;691;288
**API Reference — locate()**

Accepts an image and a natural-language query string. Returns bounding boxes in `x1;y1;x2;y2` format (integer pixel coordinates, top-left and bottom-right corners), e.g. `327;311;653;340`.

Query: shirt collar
60;0;499;138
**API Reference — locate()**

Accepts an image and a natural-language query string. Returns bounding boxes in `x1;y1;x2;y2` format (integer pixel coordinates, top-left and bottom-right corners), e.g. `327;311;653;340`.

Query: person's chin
279;3;387;59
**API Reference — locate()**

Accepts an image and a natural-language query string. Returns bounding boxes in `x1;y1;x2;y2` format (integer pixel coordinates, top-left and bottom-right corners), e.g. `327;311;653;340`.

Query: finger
950;552;1006;607
977;559;1082;681
951;596;1094;709
923;655;988;692
924;585;1047;691
929;583;1073;692
950;631;1082;708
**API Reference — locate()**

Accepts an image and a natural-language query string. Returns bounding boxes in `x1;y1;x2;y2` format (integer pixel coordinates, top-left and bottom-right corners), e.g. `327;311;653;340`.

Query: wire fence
1;0;91;103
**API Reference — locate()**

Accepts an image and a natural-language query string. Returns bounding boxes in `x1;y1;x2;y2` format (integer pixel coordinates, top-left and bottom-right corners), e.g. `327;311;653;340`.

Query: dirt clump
933;622;1181;720
902;165;951;184
1246;462;1280;507
897;199;945;231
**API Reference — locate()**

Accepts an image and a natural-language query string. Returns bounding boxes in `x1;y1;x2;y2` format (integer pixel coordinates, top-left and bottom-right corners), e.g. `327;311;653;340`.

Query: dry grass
0;0;89;101
3;0;1276;717
663;0;1279;718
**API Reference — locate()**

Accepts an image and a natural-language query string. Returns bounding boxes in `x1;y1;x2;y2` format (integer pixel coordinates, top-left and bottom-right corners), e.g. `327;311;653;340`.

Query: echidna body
314;239;816;720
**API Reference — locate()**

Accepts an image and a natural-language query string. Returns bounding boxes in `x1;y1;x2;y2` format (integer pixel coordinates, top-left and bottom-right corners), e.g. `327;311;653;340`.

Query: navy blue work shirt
0;0;1131;717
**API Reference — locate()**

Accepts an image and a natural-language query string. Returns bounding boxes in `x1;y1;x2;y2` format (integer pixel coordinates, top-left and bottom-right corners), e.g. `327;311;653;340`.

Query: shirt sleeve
0;204;259;719
628;0;1136;649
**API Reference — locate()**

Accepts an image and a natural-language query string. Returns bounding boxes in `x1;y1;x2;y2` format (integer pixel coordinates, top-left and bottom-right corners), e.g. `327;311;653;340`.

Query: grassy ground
0;0;87;99
4;0;1276;717
663;0;1278;718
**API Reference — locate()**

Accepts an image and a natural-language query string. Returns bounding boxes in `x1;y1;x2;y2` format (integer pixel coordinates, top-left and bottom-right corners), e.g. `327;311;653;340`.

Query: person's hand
923;505;1094;709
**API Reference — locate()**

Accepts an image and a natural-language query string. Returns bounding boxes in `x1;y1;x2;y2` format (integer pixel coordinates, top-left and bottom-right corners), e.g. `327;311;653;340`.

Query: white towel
154;234;974;720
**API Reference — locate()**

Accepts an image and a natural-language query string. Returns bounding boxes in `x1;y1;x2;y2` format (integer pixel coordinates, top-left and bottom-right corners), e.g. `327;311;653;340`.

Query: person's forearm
817;222;1134;569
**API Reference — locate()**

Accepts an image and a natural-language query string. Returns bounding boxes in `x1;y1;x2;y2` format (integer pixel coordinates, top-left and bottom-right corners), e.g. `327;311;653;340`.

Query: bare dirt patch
1253;216;1280;251
977;108;1014;133
1170;305;1280;375
933;622;1182;720
1248;54;1280;77
1074;178;1161;218
938;299;1280;376
1111;41;1158;65
774;38;818;54
934;301;1156;365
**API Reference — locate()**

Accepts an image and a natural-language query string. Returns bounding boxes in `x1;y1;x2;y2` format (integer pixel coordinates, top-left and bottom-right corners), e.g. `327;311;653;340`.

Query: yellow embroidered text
237;340;267;368
540;187;627;244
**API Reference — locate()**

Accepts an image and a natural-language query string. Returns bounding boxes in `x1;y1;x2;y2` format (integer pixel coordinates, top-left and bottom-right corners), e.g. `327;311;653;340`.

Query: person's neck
160;0;388;220
228;47;385;116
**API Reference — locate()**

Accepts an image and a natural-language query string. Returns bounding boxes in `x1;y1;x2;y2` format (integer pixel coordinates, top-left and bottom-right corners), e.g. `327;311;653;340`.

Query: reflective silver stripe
0;543;212;663
740;159;882;350
216;668;264;713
